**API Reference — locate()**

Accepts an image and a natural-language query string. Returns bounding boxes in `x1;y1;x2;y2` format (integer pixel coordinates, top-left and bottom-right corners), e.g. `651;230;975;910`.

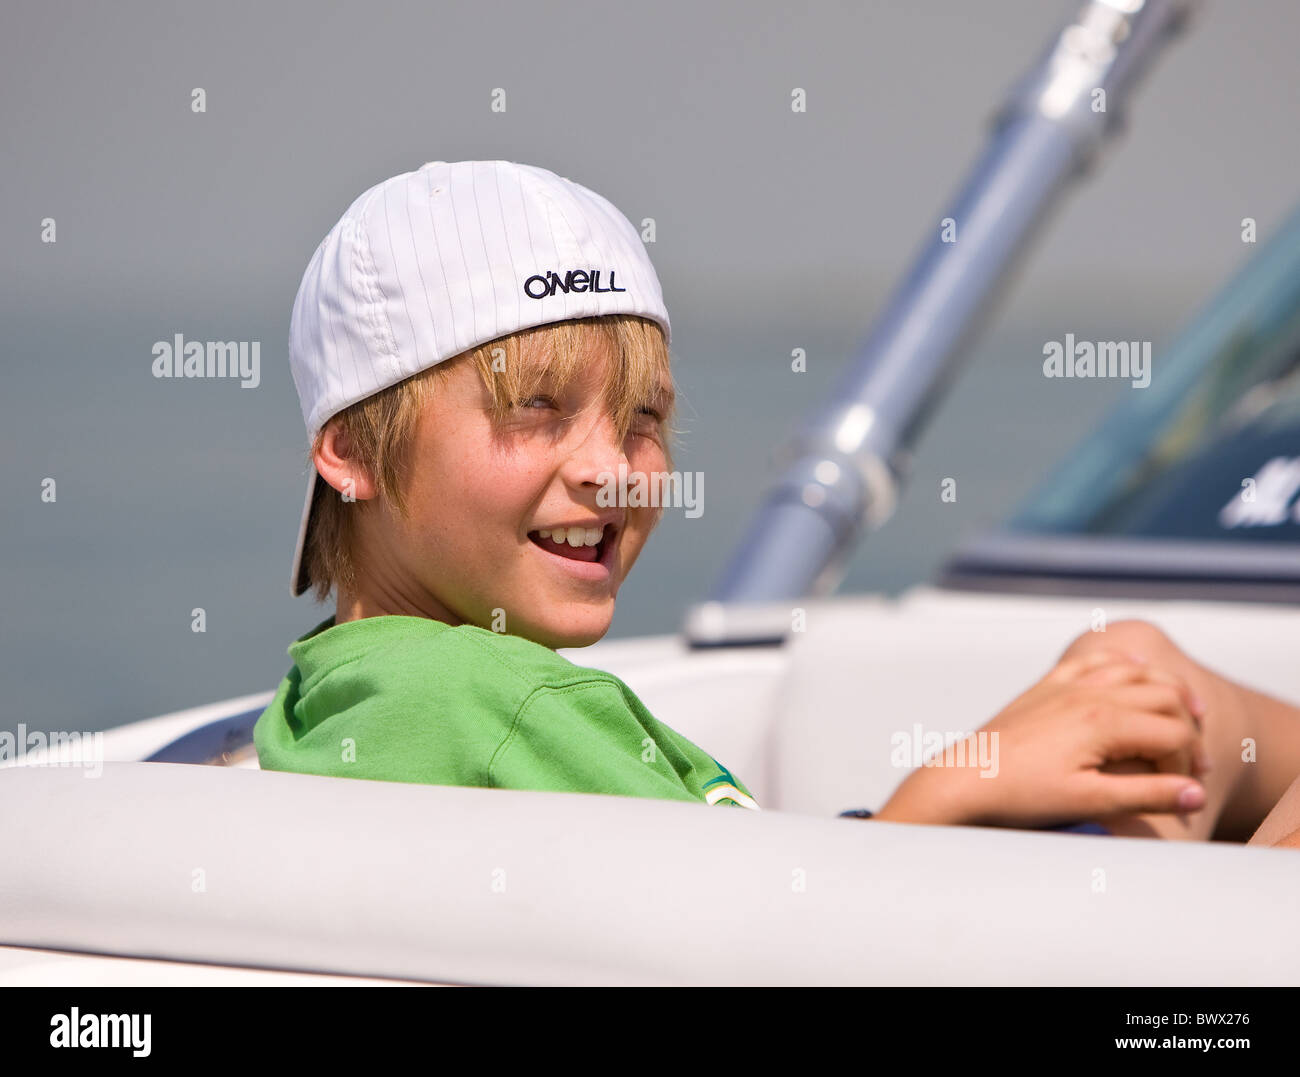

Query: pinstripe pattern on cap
289;159;670;440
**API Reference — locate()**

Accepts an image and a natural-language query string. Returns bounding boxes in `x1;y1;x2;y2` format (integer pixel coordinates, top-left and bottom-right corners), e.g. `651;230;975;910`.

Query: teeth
536;526;605;547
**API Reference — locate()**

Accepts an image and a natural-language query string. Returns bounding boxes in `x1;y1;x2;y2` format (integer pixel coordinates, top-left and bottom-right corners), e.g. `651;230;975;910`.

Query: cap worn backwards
285;159;671;598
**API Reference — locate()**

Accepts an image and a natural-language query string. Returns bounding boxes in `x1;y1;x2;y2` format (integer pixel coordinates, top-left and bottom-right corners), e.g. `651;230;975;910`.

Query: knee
1061;618;1178;663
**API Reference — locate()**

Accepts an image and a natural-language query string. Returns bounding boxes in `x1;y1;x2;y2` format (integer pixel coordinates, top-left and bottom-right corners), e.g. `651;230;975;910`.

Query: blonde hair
301;314;675;602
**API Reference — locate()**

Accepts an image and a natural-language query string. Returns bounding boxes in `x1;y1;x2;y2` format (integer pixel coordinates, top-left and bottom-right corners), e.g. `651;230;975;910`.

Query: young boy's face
351;334;672;648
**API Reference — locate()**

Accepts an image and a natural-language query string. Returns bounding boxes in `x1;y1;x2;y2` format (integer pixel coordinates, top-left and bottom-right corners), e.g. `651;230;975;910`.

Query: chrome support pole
687;0;1197;646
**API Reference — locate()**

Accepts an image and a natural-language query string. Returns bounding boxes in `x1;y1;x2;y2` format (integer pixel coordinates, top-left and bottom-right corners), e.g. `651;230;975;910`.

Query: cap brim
289;468;328;598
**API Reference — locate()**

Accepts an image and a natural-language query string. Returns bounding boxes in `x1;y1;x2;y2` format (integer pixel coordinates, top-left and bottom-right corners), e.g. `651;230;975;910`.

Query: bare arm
1247;772;1300;848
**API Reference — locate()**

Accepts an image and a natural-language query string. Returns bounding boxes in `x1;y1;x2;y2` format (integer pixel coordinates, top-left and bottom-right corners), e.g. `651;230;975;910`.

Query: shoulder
295;615;640;726
380;620;626;694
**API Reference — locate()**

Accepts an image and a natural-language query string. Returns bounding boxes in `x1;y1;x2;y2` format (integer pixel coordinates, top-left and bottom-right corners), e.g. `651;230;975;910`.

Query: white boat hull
3;586;1297;985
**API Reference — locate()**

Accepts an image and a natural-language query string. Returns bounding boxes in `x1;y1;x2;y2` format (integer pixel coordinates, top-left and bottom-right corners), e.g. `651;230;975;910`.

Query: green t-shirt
253;615;759;810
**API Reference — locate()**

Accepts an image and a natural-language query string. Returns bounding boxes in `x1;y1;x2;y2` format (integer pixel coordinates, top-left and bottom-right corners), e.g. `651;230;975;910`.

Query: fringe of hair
301;314;674;603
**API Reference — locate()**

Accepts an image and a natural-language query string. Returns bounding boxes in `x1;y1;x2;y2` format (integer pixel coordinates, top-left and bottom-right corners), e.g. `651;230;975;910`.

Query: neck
333;575;464;627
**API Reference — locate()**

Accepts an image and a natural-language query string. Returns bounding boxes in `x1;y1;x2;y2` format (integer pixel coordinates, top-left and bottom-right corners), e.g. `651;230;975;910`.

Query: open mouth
528;524;615;566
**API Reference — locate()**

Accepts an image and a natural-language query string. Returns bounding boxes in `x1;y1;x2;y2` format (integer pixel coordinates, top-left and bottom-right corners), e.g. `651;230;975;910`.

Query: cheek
627;434;668;471
420;447;546;543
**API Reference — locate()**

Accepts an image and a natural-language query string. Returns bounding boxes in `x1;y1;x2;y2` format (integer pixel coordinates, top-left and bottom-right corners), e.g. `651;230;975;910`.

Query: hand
875;650;1209;828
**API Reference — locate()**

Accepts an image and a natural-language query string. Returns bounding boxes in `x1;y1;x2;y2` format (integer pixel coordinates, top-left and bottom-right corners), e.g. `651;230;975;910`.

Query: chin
524;610;613;650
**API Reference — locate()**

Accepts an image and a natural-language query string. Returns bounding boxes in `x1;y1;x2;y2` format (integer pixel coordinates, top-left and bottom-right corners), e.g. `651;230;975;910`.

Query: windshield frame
942;200;1300;601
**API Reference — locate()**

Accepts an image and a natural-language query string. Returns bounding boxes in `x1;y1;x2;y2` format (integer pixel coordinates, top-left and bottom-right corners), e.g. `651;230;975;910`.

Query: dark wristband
838;809;874;819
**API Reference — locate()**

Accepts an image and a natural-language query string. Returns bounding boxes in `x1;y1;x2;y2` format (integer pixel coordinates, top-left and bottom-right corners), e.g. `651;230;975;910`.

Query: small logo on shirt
523;268;626;299
703;760;760;810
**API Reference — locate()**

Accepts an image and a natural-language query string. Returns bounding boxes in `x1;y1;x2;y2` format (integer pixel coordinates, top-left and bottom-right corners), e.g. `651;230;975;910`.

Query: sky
3;0;1298;732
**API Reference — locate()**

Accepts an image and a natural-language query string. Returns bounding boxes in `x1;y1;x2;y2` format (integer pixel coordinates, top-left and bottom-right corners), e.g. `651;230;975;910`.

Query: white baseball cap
286;159;672;597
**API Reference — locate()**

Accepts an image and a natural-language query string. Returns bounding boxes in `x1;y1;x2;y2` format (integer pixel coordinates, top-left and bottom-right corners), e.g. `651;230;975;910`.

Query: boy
256;160;759;808
254;160;1300;842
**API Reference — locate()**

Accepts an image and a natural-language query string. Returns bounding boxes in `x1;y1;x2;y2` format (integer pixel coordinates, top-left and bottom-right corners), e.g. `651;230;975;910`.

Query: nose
560;406;629;492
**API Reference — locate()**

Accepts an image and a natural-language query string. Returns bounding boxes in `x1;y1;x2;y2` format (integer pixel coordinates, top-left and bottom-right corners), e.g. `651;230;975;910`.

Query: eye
632;406;666;441
518;394;558;410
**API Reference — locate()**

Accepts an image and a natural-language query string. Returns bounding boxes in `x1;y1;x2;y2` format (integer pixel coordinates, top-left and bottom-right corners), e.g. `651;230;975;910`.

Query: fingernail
1190;694;1208;719
1127;652;1149;665
1178;784;1206;811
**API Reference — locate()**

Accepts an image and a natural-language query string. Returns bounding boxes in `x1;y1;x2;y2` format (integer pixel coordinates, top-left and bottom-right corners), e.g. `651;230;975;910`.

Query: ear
313;420;379;502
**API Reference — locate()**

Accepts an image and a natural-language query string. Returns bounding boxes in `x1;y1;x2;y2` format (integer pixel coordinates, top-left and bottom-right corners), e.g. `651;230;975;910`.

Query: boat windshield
1010;203;1300;548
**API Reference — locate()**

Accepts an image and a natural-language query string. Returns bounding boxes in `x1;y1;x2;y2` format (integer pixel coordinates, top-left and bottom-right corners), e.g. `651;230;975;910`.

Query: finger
1045;649;1135;684
1099;758;1155;775
1105;664;1204;725
1101;751;1203;782
1071;656;1154;682
1097;708;1199;763
1074;772;1206;816
1155;747;1201;779
1059;655;1196;700
1072;659;1197;712
1090;686;1206;773
1071;661;1160;699
1095;682;1198;720
1104;749;1199;780
1067;665;1202;740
